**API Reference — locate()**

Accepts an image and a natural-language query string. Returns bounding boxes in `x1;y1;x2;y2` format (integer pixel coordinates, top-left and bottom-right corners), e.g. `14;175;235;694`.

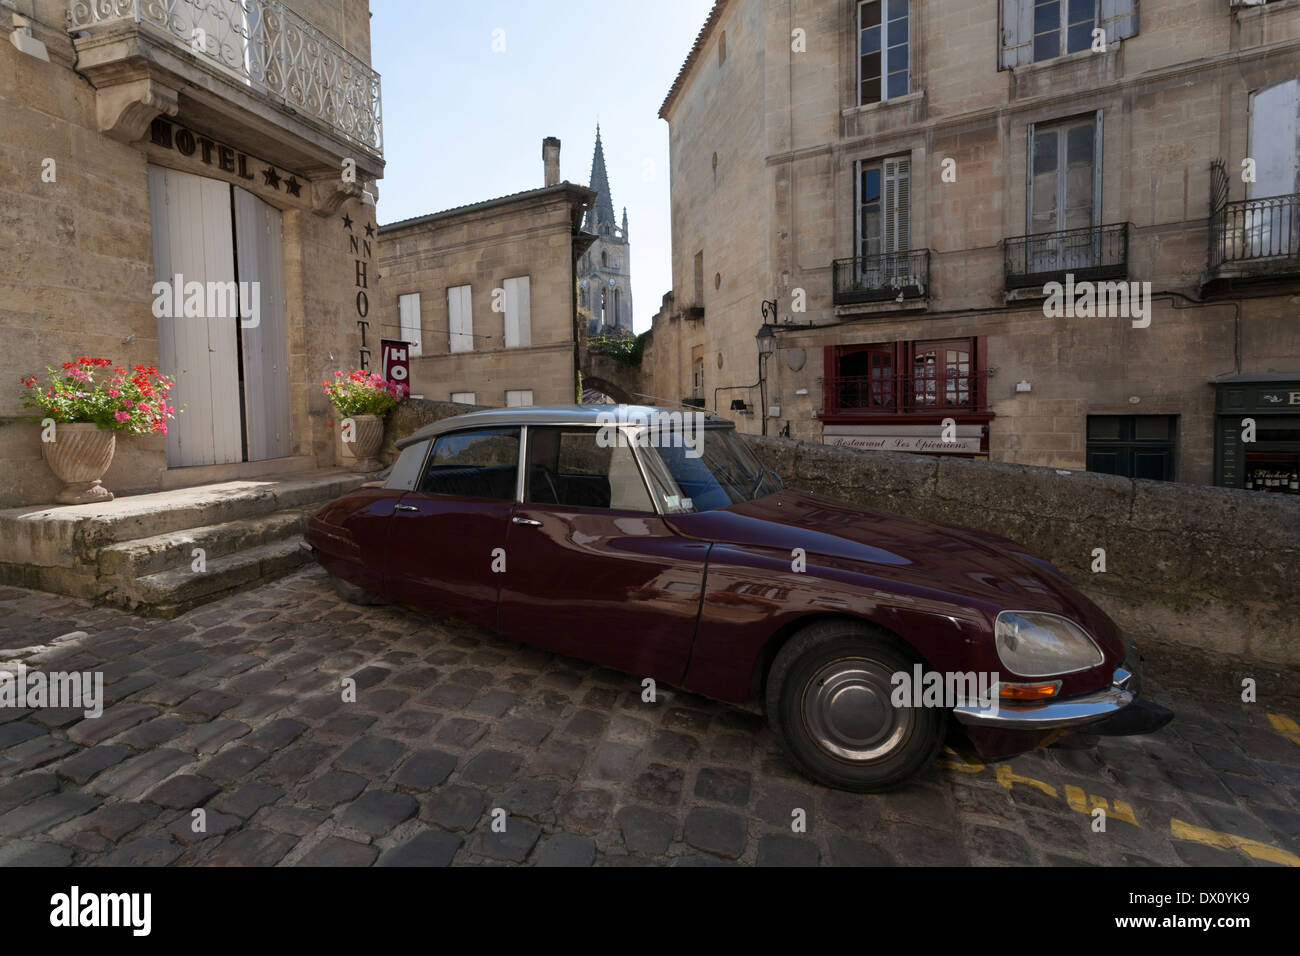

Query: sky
370;0;716;333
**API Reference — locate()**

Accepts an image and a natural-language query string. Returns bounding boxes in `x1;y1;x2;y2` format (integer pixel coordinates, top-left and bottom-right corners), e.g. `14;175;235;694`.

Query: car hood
671;489;1115;631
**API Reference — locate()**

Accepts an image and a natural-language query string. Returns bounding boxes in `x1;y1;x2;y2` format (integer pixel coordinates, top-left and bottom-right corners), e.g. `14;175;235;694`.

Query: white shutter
1099;0;1139;44
233;186;291;462
883;157;911;253
448;285;473;353
399;293;422;355
503;276;531;348
506;390;533;407
1000;0;1035;69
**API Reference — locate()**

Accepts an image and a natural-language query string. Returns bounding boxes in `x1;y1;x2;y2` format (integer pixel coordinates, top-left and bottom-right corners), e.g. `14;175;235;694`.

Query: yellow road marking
1170;818;1300;867
995;764;1057;798
1267;713;1300;746
937;751;985;773
1064;784;1139;826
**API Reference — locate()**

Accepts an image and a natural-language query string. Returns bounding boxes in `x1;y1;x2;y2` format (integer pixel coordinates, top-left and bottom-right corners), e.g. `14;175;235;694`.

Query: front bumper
952;642;1173;736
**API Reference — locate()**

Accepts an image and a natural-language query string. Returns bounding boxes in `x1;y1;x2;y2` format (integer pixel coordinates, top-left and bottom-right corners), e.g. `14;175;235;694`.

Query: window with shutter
399;293;422;356
883;158;911;253
448;285;473;353
503;276;531;348
1002;0;1137;69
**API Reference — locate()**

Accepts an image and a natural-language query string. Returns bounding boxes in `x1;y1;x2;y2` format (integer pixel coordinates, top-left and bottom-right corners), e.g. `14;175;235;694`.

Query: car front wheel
765;620;944;793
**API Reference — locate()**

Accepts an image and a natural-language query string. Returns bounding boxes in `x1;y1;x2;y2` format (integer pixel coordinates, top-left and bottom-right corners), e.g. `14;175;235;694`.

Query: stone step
97;507;315;580
0;470;364;568
122;536;314;618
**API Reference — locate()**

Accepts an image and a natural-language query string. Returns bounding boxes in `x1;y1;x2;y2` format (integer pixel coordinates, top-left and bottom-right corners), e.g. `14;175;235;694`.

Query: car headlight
994;611;1104;677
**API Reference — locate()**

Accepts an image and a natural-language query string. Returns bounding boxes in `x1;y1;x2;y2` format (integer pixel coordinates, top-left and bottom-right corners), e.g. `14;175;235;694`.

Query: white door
1247;80;1299;258
234;187;291;461
148;165;242;467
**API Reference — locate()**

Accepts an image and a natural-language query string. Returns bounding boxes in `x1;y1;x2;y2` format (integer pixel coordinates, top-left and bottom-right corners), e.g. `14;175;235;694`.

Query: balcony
1003;223;1129;290
833;250;930;305
67;0;382;164
1208;193;1300;279
823;371;989;418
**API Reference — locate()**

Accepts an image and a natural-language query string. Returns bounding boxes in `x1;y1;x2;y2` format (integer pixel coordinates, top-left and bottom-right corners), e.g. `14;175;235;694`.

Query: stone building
577;125;635;336
0;0;387;611
375;139;596;408
644;0;1300;490
1;0;384;507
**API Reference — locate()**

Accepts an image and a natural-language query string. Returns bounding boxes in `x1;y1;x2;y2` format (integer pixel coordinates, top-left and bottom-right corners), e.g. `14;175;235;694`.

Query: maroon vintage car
305;405;1172;792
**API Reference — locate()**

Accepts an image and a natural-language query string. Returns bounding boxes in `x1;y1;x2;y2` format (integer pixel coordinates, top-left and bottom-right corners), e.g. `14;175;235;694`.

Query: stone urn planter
42;422;116;504
343;413;385;472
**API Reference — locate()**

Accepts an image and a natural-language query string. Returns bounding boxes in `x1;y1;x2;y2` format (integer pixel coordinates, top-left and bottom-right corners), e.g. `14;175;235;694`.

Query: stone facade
645;0;1300;487
375;153;595;408
1;0;384;508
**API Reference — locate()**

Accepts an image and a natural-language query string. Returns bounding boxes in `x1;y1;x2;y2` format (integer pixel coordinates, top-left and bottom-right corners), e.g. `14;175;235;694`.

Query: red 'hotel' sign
381;340;410;391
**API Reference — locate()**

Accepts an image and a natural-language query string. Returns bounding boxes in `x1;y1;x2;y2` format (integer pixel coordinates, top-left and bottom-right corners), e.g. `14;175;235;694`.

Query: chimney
543;137;561;187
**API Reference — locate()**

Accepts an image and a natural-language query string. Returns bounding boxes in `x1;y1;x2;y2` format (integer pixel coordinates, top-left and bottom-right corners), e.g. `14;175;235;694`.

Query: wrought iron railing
1209;193;1300;271
68;0;383;155
833;250;930;305
1003;222;1129;289
823;371;988;417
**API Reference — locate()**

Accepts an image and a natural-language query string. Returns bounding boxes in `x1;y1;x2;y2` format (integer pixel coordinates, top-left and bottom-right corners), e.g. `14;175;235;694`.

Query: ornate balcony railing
1003;222;1129;289
833;250;930;305
823;371;988;417
68;0;383;156
1209;194;1300;272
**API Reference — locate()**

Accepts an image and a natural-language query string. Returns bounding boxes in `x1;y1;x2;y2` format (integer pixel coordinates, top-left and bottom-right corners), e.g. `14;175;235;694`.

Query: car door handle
394;504;419;512
512;517;542;526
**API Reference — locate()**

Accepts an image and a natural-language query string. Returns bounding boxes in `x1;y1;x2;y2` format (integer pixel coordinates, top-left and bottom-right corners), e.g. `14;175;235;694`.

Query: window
524;427;654;512
398;293;422;355
450;391;476;404
693;250;705;306
506;389;534;407
384;439;430;491
718;30;727;66
503;276;531;348
857;156;911;260
1087;416;1175;481
858;0;909;105
1001;0;1137;68
825;338;983;416
418;428;520;499
1030;117;1098;235
448;284;473;353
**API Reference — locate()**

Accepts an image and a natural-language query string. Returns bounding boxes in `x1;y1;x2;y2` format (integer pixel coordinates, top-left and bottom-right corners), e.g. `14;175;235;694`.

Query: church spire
584;124;618;236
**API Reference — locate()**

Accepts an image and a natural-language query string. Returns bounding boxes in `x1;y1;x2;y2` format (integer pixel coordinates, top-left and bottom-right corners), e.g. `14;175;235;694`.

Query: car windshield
639;425;782;513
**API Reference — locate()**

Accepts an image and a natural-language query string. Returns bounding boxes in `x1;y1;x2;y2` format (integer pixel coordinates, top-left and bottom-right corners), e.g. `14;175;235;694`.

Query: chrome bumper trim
953;667;1134;730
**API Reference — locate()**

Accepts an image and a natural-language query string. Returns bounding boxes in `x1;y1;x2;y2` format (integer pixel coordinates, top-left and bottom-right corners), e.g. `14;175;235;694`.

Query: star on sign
365;222;375;238
342;213;353;230
261;167;281;189
284;176;302;197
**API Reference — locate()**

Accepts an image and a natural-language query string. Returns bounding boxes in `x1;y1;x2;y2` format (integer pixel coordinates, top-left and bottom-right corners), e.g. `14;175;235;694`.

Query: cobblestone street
0;566;1297;867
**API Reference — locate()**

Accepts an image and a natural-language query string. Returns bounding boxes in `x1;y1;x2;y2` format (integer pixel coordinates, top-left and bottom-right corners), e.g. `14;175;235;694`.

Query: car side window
419;428;520;500
384;439;430;491
525;427;655;512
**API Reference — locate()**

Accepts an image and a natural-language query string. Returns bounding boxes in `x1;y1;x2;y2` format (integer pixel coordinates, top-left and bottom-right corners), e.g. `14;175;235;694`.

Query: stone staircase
0;470;365;618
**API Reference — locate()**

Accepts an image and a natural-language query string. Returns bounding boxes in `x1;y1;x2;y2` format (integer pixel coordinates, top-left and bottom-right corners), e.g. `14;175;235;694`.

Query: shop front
1213;375;1300;494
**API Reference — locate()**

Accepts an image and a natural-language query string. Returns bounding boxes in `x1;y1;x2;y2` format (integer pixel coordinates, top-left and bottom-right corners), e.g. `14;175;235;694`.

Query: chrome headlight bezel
994;610;1105;678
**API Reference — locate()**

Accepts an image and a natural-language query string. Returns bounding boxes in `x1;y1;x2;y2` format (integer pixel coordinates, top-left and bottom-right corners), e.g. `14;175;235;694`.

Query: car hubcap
801;657;912;763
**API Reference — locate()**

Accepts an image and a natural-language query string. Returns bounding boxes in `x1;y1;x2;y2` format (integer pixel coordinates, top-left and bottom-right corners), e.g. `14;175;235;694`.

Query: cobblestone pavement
0;566;1297;867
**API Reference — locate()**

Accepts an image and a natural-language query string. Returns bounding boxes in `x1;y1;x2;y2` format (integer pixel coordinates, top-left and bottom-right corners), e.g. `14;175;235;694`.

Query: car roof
395;404;733;449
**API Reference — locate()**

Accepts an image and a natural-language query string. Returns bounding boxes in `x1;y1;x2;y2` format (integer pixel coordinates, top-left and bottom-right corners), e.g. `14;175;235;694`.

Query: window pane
1033;32;1060;61
889;5;908;41
1087;416;1122;439
887;70;909;99
1068;0;1093;21
1066;22;1092;53
860;0;881;29
887;43;908;74
1034;1;1061;35
420;428;519;499
525;427;652;511
887;0;907;23
1135;416;1174;441
385;440;430;491
861;72;881;104
860;24;881;53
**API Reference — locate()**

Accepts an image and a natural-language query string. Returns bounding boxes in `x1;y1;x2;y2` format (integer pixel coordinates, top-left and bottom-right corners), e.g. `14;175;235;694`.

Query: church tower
577;125;633;336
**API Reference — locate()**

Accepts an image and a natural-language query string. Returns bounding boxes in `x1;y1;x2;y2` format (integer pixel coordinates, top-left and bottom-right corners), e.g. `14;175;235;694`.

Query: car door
383;426;520;630
495;425;710;685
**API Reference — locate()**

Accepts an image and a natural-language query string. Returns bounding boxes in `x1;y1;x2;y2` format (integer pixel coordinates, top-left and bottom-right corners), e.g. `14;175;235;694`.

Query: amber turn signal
998;681;1062;702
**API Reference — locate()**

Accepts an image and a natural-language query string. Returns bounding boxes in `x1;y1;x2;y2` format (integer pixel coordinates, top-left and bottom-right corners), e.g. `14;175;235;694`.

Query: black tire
765;619;944;793
328;572;384;606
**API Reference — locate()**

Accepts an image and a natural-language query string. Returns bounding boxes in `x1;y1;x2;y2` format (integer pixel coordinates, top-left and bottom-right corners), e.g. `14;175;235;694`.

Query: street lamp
756;300;779;436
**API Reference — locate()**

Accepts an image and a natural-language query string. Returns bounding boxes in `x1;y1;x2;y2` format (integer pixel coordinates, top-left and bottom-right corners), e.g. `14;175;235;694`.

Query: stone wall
743;435;1300;667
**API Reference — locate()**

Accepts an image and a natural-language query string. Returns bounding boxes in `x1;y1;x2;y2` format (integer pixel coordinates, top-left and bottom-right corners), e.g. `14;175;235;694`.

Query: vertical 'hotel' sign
345;214;375;369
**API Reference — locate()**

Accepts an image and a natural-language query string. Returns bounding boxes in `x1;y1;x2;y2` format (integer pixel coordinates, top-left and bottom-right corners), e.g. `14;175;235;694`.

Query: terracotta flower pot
41;422;116;504
342;413;384;472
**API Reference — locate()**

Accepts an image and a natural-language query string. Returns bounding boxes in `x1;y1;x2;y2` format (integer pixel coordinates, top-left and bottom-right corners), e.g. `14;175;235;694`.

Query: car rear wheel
328;572;384;606
765;620;943;793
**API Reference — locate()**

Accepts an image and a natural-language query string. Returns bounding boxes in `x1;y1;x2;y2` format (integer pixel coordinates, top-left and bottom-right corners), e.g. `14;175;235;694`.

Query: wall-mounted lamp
1015;380;1032;393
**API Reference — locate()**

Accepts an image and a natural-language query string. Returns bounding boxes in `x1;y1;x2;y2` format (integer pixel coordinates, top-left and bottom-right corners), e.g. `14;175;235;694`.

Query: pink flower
114;410;131;422
107;389;120;397
123;401;134;410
